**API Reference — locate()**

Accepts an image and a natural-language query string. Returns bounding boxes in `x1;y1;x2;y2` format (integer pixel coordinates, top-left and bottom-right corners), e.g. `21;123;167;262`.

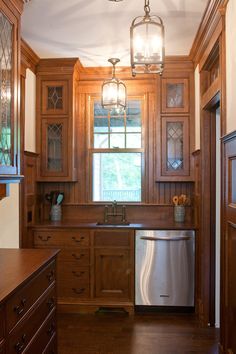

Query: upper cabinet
0;0;23;181
36;59;79;181
156;70;194;182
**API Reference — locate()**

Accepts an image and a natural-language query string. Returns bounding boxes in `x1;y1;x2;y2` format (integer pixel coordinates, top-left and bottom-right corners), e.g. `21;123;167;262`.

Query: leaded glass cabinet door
0;7;20;176
41;118;68;177
161;78;189;114
161;116;190;177
41;80;68;116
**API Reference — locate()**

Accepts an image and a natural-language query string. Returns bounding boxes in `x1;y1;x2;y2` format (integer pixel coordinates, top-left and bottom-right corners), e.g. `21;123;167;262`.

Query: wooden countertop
32;220;196;230
0;248;59;304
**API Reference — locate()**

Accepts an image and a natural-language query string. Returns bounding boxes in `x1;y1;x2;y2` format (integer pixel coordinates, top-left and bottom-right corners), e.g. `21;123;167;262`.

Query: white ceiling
21;0;209;67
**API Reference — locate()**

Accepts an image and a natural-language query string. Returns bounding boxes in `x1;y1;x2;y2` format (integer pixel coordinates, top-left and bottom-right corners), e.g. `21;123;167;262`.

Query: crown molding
21;38;40;74
189;0;228;66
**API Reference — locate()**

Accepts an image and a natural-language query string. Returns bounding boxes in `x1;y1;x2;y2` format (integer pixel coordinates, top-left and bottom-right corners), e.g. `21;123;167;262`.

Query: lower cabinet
33;228;134;312
0;249;58;354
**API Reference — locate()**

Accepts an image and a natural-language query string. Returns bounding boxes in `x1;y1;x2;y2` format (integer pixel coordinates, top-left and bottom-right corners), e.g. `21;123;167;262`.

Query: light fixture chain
144;0;150;15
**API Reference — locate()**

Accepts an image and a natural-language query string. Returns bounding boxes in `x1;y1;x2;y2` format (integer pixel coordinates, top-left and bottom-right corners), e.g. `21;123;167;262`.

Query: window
90;99;144;202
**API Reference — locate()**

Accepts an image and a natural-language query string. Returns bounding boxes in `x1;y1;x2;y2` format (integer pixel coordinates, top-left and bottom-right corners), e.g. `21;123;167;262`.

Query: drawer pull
14;299;26;315
72;236;85;243
47;270;55;282
47;322;55;337
72;253;85;260
72;270;85;277
38;235;51;242
15;334;26;353
72;287;85;295
47;297;55;310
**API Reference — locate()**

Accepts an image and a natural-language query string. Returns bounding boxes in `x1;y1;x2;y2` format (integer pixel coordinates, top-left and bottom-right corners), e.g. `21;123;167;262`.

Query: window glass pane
94;102;108;117
126;100;141;116
126;133;141;148
93;153;142;202
110;133;125;148
126;116;141;133
94;134;109;148
110;117;125;132
94;118;108;133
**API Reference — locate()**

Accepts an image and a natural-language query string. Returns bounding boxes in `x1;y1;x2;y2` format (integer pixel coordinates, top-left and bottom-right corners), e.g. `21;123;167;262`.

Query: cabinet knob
72;287;85;295
47;297;55;310
72;253;85;260
14;333;26;353
47;322;55;337
13;298;26;315
72;270;85;277
38;235;51;242
72;236;85;243
47;270;55;282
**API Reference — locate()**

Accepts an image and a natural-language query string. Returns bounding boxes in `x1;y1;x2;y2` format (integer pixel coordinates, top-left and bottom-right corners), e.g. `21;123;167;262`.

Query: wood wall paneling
221;131;236;354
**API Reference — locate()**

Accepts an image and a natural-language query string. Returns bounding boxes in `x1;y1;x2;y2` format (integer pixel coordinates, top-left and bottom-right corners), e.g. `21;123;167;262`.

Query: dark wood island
0;248;59;354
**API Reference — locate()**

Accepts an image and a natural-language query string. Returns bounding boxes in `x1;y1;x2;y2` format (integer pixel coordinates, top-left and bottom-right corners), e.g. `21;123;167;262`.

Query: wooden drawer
0;306;4;341
57;249;90;265
58;279;90;299
24;314;56;354
0;340;5;354
57;265;89;283
34;229;90;248
6;261;56;332
94;230;131;247
8;288;56;354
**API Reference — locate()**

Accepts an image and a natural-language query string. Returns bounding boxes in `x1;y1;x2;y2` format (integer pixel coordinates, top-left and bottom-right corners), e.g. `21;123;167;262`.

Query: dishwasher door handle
140;236;191;241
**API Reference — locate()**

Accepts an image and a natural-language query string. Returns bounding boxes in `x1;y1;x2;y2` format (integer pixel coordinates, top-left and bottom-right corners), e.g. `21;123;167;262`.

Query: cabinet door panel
162;78;189;113
161;116;190;177
41;118;68;177
95;249;131;300
0;7;19;176
41;80;68;115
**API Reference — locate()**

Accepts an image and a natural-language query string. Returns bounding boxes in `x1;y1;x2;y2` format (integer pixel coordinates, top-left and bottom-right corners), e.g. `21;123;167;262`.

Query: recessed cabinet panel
0;6;20;177
161;116;189;177
41;118;68;177
162;78;189;113
41;81;68;115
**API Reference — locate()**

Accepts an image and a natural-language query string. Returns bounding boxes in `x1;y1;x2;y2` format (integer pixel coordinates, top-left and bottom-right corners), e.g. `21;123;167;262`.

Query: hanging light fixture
101;58;127;110
130;0;165;76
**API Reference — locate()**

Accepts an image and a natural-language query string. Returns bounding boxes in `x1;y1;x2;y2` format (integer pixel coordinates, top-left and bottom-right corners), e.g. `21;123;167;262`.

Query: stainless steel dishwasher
135;230;195;307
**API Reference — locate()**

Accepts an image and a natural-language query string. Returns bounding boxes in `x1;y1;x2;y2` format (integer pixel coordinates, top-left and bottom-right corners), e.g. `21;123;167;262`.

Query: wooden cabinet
0;249;59;354
33;227;134;312
94;230;133;301
157;73;194;181
0;0;23;181
36;59;79;181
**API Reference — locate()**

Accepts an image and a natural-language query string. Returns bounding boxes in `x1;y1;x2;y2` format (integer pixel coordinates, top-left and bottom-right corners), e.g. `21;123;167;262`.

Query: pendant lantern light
101;58;126;110
130;0;165;76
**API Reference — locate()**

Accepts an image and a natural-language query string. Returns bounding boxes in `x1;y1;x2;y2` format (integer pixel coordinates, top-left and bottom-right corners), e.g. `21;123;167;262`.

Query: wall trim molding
189;0;228;66
221;130;236;143
21;39;40;75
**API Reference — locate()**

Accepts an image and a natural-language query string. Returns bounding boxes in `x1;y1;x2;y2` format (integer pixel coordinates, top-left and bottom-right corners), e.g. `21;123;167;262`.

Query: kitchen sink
96;221;130;226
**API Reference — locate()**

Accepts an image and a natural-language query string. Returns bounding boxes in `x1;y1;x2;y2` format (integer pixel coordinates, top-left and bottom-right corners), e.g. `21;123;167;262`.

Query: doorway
200;99;221;327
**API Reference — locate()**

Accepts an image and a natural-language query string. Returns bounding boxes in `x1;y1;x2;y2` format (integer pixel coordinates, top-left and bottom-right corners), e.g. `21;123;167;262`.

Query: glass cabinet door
41;118;68;177
161;116;190;177
0;11;13;170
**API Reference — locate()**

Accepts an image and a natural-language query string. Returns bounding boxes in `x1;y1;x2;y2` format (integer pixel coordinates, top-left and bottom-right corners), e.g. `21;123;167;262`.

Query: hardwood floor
58;312;219;354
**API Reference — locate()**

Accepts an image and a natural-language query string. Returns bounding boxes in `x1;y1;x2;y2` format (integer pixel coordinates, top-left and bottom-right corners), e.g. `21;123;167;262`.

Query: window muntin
91;99;143;202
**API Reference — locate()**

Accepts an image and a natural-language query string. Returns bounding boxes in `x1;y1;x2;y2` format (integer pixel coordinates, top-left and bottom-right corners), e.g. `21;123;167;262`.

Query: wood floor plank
58;313;219;354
